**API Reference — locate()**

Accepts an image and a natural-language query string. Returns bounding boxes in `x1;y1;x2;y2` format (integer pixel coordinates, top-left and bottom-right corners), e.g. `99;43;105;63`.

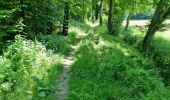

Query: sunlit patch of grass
84;19;99;28
70;20;91;33
122;20;150;27
156;29;170;39
68;25;170;99
122;20;170;41
121;21;170;86
69;26;87;38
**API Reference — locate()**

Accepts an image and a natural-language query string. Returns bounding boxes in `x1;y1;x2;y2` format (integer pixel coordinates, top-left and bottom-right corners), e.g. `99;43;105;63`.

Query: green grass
70;20;91;33
67;25;170;99
150;37;170;85
120;26;170;86
33;63;63;100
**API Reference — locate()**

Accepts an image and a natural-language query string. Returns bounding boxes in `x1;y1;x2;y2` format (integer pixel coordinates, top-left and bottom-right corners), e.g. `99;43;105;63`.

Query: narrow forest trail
56;45;77;100
56;25;95;100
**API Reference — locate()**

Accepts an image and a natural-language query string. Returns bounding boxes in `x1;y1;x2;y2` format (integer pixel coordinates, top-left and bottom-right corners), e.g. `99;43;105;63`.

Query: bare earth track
56;45;77;100
56;22;95;100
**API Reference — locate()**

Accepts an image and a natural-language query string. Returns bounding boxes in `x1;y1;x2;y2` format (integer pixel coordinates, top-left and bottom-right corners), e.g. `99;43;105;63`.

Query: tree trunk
142;0;166;50
91;1;95;21
107;0;114;34
62;2;70;36
20;0;26;33
99;0;103;26
95;2;99;20
124;14;131;31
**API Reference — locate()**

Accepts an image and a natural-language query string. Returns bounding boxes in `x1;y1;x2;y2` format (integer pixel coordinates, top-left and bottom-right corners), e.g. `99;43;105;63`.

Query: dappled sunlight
154;20;170;40
35;52;63;69
3;0;170;99
69;26;87;38
157;29;170;40
122;20;150;27
123;20;170;27
124;20;170;41
88;33;132;58
85;19;99;28
68;26;164;99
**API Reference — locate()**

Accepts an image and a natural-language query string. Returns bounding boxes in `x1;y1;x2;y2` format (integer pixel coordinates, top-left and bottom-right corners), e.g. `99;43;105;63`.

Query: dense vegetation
1;0;170;99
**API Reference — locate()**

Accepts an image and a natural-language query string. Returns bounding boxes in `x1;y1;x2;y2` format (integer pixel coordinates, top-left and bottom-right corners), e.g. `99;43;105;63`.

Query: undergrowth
120;27;170;86
0;35;63;100
68;26;170;99
38;32;77;55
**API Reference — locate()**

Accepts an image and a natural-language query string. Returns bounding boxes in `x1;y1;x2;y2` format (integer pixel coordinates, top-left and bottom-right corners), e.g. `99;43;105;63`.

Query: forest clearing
1;0;170;100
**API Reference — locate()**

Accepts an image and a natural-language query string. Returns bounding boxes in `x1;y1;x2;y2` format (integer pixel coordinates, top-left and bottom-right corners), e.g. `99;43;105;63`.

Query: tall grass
68;27;170;99
121;27;170;86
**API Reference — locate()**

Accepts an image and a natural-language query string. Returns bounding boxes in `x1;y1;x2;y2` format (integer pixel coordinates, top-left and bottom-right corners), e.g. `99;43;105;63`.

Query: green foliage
68;28;169;99
0;0;62;41
123;30;138;45
0;1;22;40
123;27;170;86
71;21;91;33
1;0;170;99
0;35;63;99
39;32;77;55
112;6;126;34
123;34;137;45
40;34;70;55
149;37;170;85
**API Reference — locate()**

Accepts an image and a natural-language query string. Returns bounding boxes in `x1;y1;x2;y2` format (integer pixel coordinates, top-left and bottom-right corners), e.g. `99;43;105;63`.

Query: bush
40;34;71;55
0;35;63;99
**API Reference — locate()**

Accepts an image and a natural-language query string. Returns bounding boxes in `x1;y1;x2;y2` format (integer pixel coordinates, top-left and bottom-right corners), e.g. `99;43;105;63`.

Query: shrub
0;35;62;99
40;34;71;55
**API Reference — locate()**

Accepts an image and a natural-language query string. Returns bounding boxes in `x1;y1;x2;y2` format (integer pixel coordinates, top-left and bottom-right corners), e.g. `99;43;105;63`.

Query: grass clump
149;37;170;85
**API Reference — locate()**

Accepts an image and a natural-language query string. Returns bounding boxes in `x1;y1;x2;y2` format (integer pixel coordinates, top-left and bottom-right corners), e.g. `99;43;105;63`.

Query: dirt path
56;45;77;100
56;25;94;100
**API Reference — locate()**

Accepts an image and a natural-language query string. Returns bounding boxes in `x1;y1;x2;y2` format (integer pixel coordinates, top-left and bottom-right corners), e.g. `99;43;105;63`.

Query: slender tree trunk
20;0;25;32
124;14;131;31
99;0;103;26
107;0;114;34
95;2;99;20
92;1;95;21
20;0;24;18
62;2;70;36
142;0;166;50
